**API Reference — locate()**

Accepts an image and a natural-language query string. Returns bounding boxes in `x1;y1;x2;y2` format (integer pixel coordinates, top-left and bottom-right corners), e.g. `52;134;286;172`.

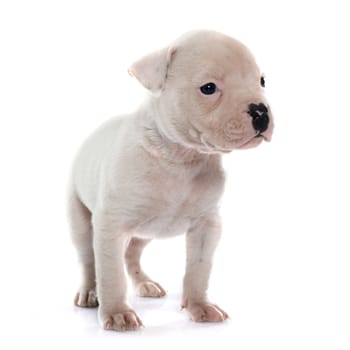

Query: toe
102;310;143;332
138;281;166;297
204;304;227;322
186;302;229;323
74;289;98;308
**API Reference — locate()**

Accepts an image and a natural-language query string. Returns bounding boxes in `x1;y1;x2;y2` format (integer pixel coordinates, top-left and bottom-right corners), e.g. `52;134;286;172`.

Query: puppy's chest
133;169;224;238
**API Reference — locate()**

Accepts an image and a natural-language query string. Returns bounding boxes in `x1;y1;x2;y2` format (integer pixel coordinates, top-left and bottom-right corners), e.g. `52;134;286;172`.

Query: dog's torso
72;107;225;239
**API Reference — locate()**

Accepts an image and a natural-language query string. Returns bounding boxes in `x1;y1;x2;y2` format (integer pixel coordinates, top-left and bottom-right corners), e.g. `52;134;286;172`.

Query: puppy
68;30;274;331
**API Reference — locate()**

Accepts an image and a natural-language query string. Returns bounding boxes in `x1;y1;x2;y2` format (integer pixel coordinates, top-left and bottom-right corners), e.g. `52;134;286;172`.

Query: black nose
248;103;269;133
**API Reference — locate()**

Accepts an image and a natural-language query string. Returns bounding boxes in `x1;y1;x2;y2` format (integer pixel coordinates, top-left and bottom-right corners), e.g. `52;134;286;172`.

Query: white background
0;0;349;349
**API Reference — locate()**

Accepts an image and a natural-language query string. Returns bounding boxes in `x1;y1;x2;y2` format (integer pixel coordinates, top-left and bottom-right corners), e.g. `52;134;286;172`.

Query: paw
183;301;229;323
74;287;98;308
100;309;143;331
136;281;166;298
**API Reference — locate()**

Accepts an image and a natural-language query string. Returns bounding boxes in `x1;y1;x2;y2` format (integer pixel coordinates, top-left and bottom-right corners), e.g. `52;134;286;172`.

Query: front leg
93;214;143;331
182;213;229;322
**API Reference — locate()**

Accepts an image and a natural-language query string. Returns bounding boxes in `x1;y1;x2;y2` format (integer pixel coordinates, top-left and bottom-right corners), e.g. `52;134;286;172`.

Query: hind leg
68;190;98;308
125;238;166;297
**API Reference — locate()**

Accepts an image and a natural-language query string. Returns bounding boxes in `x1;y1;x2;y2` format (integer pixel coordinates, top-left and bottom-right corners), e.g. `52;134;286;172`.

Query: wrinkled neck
136;97;216;168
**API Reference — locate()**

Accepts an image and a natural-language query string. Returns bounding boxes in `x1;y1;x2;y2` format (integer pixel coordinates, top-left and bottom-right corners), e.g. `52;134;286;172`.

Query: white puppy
68;30;274;331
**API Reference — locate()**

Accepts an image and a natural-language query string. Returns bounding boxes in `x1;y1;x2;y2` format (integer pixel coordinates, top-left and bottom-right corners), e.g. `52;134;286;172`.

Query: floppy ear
128;47;176;94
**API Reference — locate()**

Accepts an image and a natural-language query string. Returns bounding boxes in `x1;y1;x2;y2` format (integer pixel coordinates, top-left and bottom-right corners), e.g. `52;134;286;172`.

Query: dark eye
200;82;217;95
260;76;265;88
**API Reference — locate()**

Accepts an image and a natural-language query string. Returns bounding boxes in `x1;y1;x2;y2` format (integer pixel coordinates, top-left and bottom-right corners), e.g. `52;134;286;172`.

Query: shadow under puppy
68;30;274;331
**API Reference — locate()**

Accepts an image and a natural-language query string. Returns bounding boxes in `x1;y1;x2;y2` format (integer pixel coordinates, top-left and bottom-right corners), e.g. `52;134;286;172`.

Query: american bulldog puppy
68;30;274;331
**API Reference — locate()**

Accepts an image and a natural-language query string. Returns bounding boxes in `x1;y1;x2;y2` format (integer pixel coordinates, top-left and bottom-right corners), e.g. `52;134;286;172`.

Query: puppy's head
129;30;274;153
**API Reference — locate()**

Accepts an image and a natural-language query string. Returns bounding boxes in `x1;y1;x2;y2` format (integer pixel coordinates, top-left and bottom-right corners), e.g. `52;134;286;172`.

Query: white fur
68;30;273;331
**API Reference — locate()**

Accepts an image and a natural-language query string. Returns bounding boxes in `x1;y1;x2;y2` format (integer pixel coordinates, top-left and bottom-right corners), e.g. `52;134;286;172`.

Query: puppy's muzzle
248;103;269;134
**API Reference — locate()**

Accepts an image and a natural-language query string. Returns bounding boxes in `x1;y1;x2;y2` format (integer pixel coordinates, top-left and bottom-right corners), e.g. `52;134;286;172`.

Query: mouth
196;132;268;154
188;122;270;154
236;132;267;149
199;134;232;154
